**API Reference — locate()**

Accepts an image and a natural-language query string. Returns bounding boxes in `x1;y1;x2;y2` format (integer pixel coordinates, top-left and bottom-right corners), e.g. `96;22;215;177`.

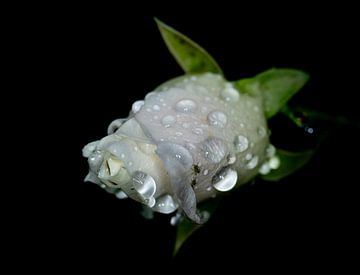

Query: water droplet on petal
212;168;238;192
175;99;197;113
132;171;156;198
152;194;178;214
207;110;227;128
245;155;258;169
152;104;160;111
115;190;128;199
221;84;240;102
245;153;253;161
257;126;267;138
234;135;249;152
170;212;182;226
259;162;271;175
203;169;209;176
132;100;144;113
228;154;237;164
161;115;176;128
269;156;280;169
201;137;227;163
266;144;276;158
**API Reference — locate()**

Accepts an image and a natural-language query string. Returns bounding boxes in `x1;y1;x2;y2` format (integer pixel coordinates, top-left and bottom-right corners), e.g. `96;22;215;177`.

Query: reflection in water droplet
212;168;238;192
152;194;178;214
221;84;240;102
266;144;276;158
202;137;227;163
132;100;144;114
175;99;197;113
234;135;249;153
259;163;271;175
161;115;176;128
132;171;156;198
245;155;258;169
207;111;227;128
269;156;280;169
153;104;160;111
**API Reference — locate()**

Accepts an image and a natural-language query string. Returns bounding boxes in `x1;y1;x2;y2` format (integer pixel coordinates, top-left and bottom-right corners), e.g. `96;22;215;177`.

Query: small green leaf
174;218;201;256
233;69;309;118
261;149;314;181
174;199;219;256
155;18;223;75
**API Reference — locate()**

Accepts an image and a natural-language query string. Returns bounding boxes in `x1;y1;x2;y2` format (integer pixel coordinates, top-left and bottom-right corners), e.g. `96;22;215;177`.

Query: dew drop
201;137;227;164
161;115;176;128
259;162;271;175
212;168;238;192
234;135;249;153
266;144;276;158
152;104;160;111
257;126;267;138
206;186;212;191
207;111;227;128
203;169;209;176
132;171;156;198
220;84;240;102
269;156;280;169
228;154;237;164
170;212;182;226
245;153;253;161
245;155;258;169
132;100;144;114
175;99;197;113
192;128;204;135
152;194;178;214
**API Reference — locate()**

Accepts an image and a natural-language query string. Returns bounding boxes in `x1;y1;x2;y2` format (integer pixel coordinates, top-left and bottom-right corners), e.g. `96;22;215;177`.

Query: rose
82;73;280;224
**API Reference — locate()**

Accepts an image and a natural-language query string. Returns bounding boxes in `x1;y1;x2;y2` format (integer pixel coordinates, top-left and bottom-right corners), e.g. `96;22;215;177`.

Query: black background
17;8;359;272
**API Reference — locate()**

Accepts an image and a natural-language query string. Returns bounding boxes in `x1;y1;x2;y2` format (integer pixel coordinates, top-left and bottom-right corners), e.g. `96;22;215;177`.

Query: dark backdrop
24;10;359;272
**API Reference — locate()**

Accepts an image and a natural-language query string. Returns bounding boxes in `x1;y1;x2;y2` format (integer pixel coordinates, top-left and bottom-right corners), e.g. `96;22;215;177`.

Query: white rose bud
83;73;274;223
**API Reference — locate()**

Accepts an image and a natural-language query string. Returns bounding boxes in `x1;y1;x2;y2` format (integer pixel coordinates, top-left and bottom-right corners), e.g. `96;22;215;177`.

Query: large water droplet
269;156;280;169
170;212;182;226
212;168;238;192
245;155;258;169
207;110;227;128
201;137;227;163
234;135;249;152
132;100;144;113
132;171;156;198
259;162;271;175
152;194;178;214
175;99;197;113
266;144;276;158
161;115;176;128
221;84;240;102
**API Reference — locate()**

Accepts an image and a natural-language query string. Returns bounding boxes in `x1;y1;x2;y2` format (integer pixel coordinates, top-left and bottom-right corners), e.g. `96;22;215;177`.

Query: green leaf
155;18;223;75
233;68;309;118
174;199;219;256
174;218;201;256
261;149;314;181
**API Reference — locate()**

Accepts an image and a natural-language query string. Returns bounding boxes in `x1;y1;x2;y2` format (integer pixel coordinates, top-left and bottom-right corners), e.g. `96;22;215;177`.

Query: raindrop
206;186;212;191
220;84;240;102
132;171;156;198
245;155;258;169
269;156;280;169
203;169;209;176
228;154;237;164
259;163;271;175
115;190;128;199
207;110;227;128
192;128;204;135
245;153;253;161
257;126;267;138
161;115;176;128
152;104;160;111
212;168;238;192
132;100;144;113
170;212;182;226
201;137;227;164
234;135;249;152
266;144;276;158
152;194;178;214
175;99;197;113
